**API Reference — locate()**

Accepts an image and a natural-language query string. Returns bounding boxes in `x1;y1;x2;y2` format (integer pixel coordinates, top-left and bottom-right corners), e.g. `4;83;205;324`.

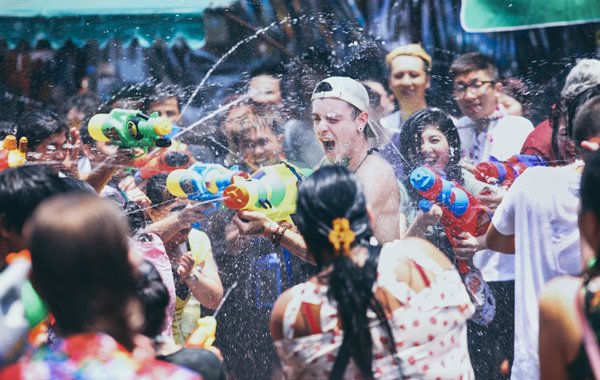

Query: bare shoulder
356;154;399;192
385;237;454;272
539;276;582;318
270;286;296;341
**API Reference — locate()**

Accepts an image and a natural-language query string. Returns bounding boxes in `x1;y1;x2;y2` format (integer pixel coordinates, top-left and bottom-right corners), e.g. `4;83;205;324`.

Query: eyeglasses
453;81;495;96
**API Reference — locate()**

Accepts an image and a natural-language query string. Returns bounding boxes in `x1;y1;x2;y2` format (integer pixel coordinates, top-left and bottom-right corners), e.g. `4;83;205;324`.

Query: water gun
410;166;491;273
0;250;49;363
473;154;547;188
87;109;172;153
135;149;192;180
167;163;248;231
223;161;313;224
5;251;48;330
0;135;27;171
167;163;249;204
185;316;217;348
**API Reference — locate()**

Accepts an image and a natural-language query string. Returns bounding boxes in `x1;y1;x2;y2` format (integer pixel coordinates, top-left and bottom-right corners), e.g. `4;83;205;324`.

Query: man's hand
453;232;479;260
477;186;505;212
415;203;443;227
177;252;195;279
174;202;215;228
231;210;274;236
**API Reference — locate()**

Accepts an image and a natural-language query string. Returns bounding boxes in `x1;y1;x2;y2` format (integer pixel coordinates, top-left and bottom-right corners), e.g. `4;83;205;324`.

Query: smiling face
238;126;282;168
389;55;430;104
33;132;70;172
311;98;366;165
420;126;450;173
454;70;501;121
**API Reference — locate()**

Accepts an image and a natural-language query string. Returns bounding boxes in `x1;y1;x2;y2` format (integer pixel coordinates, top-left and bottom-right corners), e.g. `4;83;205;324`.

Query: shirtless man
232;77;404;263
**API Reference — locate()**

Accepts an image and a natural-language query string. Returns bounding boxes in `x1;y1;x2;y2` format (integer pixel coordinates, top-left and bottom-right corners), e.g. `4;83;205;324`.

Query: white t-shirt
456;110;534;163
379;110;403;133
492;165;582;380
457;109;534;282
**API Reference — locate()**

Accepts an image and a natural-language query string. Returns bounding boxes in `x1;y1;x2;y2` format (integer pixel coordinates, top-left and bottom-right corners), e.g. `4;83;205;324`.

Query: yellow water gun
0;135;27;170
223;161;313;224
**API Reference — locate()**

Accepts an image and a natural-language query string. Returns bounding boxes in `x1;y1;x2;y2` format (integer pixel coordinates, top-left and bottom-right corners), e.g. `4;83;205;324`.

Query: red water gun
473;154;547;188
410;166;491;273
134;149;192;180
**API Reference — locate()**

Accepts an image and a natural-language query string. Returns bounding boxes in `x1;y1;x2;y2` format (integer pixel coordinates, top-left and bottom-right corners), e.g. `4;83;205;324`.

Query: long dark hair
581;130;600;277
552;85;600;165
399;108;463;204
28;194;140;351
294;166;398;379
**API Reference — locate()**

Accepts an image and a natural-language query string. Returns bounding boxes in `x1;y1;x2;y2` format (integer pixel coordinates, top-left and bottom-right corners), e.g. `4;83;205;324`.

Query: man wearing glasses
450;52;533;380
451;52;533;165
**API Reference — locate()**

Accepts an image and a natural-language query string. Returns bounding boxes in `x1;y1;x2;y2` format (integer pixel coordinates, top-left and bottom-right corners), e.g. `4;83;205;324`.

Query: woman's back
272;238;475;379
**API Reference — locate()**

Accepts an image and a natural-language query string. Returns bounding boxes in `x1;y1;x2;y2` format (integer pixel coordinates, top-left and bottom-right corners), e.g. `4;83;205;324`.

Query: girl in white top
270;165;475;379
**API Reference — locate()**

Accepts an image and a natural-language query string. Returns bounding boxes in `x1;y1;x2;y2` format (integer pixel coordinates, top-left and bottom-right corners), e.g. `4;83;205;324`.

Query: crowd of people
0;43;600;380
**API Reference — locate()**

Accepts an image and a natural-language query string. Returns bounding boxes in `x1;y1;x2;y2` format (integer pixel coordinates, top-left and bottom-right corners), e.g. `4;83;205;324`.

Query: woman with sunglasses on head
270;165;475;379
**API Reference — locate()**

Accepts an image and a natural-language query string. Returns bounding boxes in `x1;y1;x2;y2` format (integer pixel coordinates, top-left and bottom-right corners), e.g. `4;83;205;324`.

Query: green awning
0;0;236;49
461;0;600;32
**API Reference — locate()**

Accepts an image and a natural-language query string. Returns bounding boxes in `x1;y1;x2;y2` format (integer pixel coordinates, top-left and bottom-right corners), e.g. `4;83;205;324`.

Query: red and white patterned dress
275;240;475;379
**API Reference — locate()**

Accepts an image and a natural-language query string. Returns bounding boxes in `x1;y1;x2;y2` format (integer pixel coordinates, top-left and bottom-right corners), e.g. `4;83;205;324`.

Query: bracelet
272;225;287;246
184;269;200;285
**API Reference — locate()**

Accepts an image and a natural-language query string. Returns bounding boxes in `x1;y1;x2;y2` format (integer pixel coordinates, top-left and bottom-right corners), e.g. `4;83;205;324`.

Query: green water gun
87;108;172;153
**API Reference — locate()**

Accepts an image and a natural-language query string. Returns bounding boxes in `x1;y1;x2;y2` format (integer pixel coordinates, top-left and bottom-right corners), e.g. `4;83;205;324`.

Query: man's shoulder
357;154;398;188
499;114;534;129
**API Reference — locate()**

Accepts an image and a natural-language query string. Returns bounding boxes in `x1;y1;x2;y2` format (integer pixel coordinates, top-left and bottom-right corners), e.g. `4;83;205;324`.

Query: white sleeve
491;173;523;236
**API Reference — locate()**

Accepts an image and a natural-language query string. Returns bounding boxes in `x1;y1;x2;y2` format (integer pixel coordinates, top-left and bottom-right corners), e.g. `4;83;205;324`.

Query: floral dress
275;240;475;379
0;332;200;380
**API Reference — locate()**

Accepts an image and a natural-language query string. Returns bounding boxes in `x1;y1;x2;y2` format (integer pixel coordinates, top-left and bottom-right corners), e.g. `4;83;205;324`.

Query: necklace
354;147;378;173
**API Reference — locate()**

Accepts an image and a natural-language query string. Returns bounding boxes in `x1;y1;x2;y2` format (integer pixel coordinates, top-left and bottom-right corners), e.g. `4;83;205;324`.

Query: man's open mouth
320;137;336;153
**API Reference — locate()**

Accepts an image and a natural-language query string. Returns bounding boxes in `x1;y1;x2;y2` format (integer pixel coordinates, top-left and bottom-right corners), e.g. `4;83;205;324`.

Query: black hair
78;115;95;145
136;260;169;338
449;52;499;82
549;101;568;165
142;82;182;112
581;149;600;275
158;348;227;380
28;194;139;351
16;111;69;151
294;166;398;379
0;121;17;140
63;92;101;119
572;86;600;148
124;200;148;235
399;108;463;204
145;173;172;206
0;165;69;233
61;177;97;195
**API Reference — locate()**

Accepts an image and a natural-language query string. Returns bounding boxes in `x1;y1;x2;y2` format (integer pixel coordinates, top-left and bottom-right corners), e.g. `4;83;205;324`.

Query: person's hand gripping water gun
473;154;547;188
87;109;172;155
222;161;313;224
410;166;495;325
409;166;491;273
0;135;27;171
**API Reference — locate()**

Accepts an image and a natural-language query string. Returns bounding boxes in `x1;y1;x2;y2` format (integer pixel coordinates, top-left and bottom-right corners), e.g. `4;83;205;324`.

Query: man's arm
357;159;403;243
485;223;515;254
231;210;315;264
